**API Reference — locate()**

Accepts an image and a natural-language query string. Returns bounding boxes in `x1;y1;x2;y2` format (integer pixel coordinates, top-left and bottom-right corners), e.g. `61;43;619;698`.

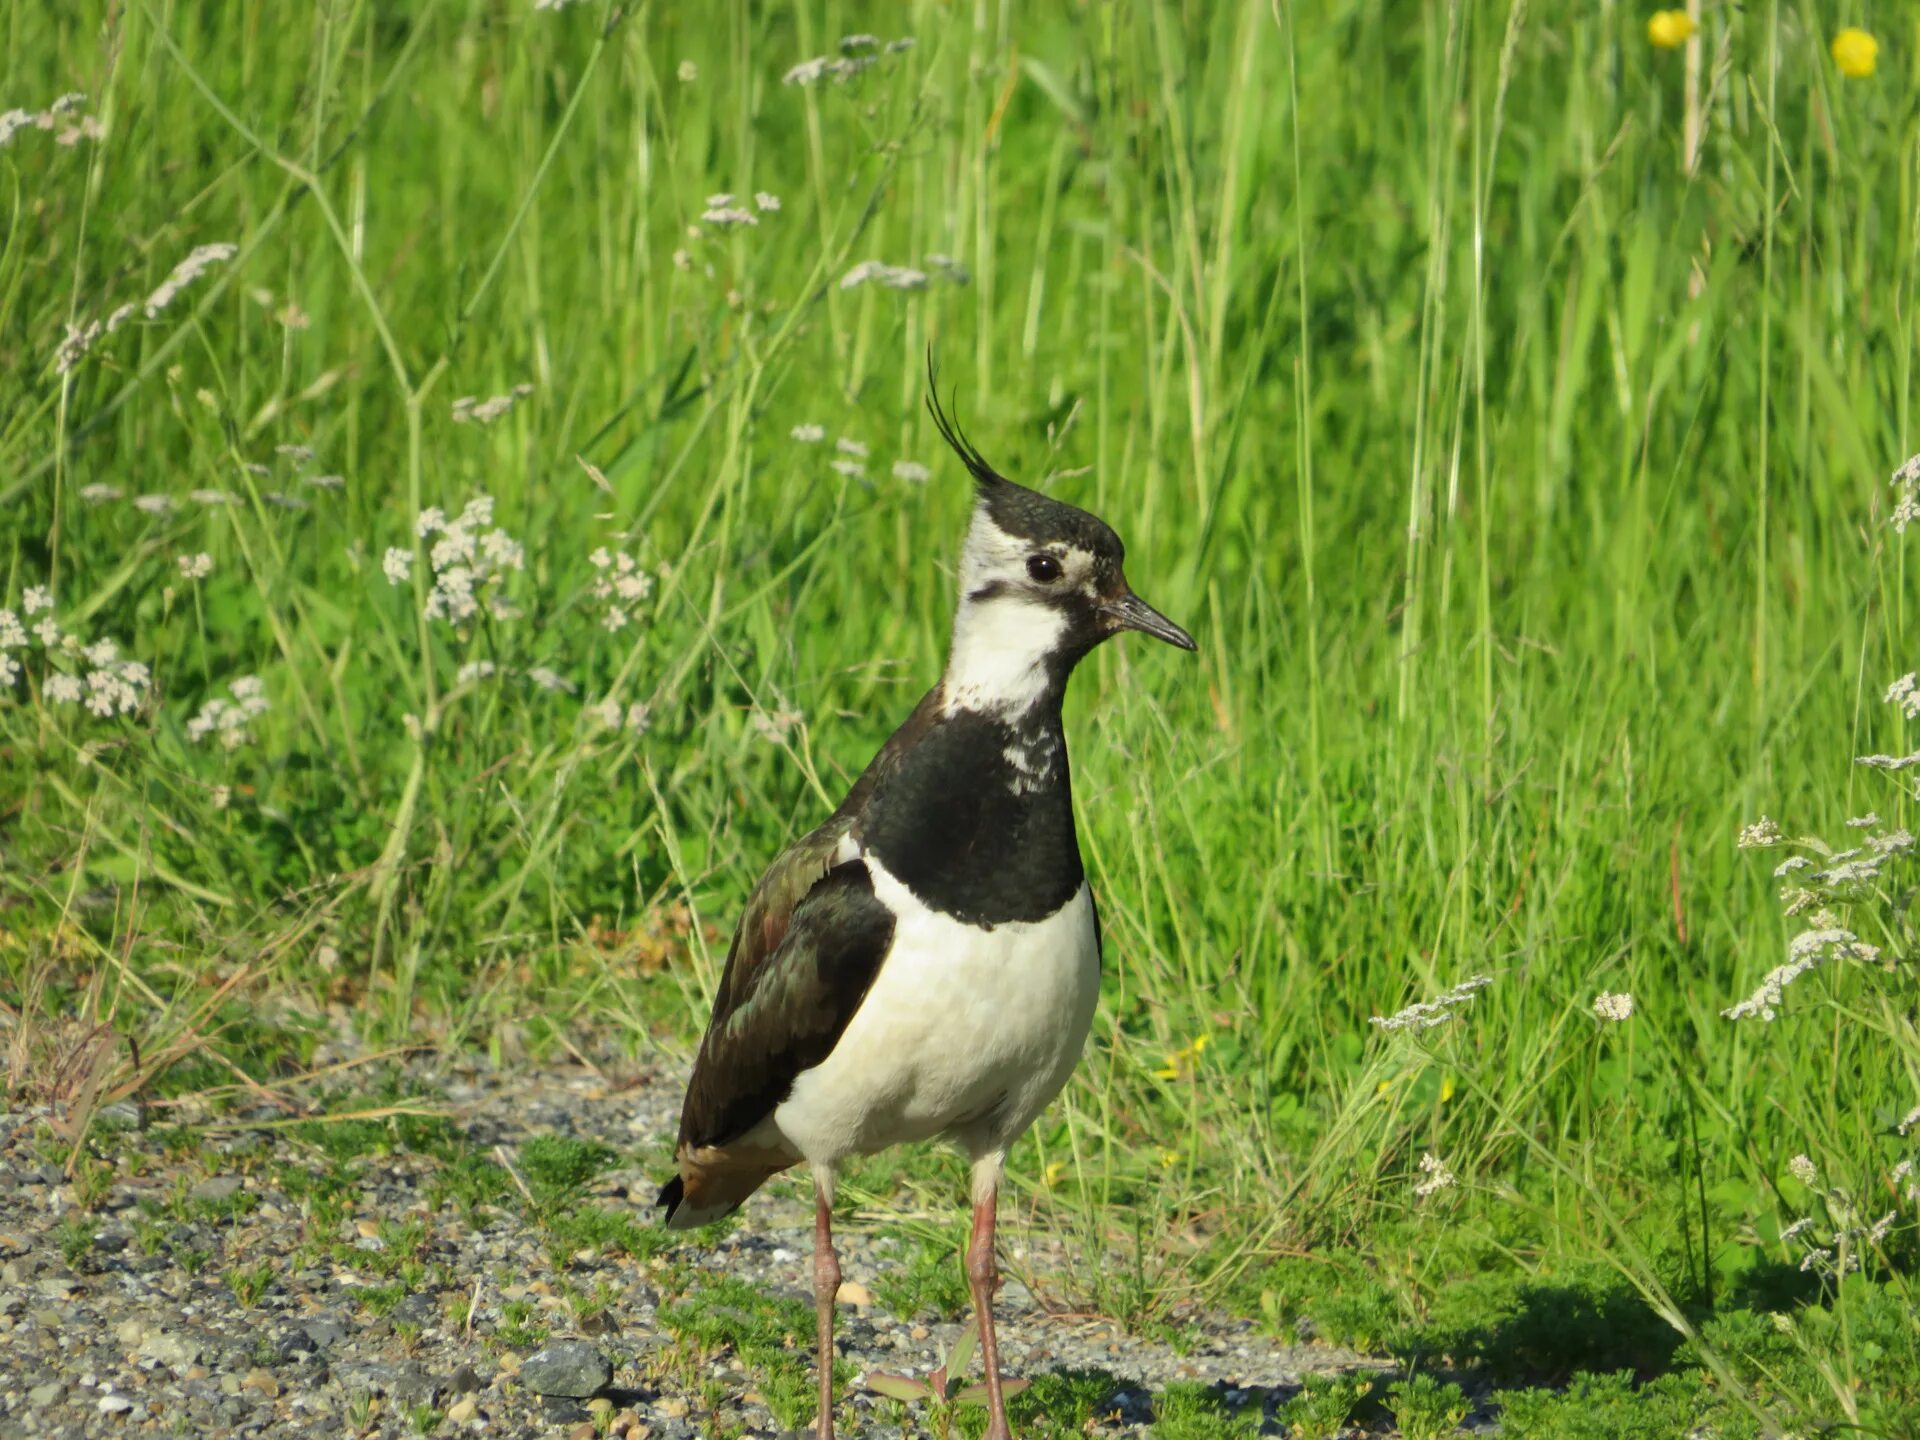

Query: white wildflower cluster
750;702;803;744
1737;815;1785;848
2;593;150;717
783;34;915;86
1891;452;1920;534
699;191;781;228
1;92;100;152
839;254;970;292
186;676;269;749
146;244;239;319
788;425;926;484
1412;1152;1457;1197
841;260;928;291
1369;974;1493;1033
1591;991;1634;1022
588;543;657;633
1777;1176;1898;1279
592;697;652;734
177;552;213;580
400;495;526;627
56;240;238;375
451;384;533;426
455;660;497;685
532;0;588;10
1722;927;1880;1022
1892;1157;1920;1204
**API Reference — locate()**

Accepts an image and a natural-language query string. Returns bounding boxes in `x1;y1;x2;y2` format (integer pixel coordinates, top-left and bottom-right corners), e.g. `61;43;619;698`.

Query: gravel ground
0;1056;1418;1439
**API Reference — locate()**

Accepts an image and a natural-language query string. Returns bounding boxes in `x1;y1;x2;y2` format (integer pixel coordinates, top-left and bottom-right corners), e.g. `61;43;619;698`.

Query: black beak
1103;590;1196;651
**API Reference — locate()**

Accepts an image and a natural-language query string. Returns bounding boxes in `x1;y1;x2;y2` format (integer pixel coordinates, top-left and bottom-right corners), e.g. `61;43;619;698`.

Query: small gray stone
97;1393;132;1414
189;1175;242;1203
302;1317;347;1350
444;1364;484;1394
27;1381;63;1407
139;1330;201;1370
519;1340;612;1398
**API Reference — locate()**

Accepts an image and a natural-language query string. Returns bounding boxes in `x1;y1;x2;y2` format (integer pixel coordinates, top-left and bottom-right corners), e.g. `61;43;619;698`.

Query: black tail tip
655;1174;684;1224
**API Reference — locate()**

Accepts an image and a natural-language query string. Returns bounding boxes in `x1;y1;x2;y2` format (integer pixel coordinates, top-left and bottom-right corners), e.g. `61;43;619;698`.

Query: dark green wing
673;821;895;1153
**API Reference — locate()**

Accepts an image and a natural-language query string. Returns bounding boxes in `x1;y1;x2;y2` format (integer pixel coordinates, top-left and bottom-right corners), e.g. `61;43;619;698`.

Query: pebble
519;1340;612;1398
0;1061;1388;1439
188;1175;242;1203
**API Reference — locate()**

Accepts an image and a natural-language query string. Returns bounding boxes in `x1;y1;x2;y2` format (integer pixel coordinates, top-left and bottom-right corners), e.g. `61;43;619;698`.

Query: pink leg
967;1187;1015;1440
813;1185;839;1440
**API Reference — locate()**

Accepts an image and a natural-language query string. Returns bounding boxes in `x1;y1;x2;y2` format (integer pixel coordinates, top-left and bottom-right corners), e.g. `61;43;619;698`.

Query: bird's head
928;380;1194;717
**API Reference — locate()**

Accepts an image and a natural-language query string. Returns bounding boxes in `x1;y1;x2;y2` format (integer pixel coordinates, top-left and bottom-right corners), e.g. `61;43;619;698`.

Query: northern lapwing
657;375;1195;1440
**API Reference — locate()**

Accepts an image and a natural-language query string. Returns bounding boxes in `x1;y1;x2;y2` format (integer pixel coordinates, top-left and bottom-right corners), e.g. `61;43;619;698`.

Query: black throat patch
856;703;1082;926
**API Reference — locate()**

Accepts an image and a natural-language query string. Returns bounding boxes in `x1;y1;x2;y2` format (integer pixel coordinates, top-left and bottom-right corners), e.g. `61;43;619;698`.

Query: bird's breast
767;858;1101;1166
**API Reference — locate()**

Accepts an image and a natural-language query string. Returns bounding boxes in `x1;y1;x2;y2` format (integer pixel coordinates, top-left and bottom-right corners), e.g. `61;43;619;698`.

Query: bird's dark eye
1026;553;1063;583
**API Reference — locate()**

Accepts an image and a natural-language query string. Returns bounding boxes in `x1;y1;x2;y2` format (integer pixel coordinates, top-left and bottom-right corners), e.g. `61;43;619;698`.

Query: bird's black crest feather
925;350;1011;492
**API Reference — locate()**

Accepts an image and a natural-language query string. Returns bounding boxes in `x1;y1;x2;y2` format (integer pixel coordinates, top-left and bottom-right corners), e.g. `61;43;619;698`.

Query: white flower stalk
1592;991;1634;1022
177;553;213;580
81;657;150;717
596;699;652;735
892;460;931;483
1370;974;1494;1033
1737;816;1785;848
400;495;526;627
790;424;825;443
450;384;533;426
1723;928;1879;1022
144;243;238;320
751;704;803;744
186;676;270;749
1892;453;1920;533
840;260;929;291
1788;1154;1817;1185
1412;1152;1457;1197
835;437;868;457
588;544;655;631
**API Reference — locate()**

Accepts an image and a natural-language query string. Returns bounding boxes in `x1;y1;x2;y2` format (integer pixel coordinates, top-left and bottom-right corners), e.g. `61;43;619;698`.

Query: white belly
769;859;1100;1168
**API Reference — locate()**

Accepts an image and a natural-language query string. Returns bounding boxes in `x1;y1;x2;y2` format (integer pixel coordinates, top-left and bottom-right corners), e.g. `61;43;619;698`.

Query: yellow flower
1440;1074;1456;1103
1647;9;1695;49
1158;1148;1180;1170
1831;27;1878;79
1150;1032;1211;1081
1043;1160;1066;1187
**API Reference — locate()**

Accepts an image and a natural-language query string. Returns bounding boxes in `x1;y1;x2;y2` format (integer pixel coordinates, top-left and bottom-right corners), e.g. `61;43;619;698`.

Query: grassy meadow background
6;0;1920;1433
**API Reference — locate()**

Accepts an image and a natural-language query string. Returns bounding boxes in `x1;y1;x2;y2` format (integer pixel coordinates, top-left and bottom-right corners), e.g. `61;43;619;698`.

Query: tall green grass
5;0;1919;1429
